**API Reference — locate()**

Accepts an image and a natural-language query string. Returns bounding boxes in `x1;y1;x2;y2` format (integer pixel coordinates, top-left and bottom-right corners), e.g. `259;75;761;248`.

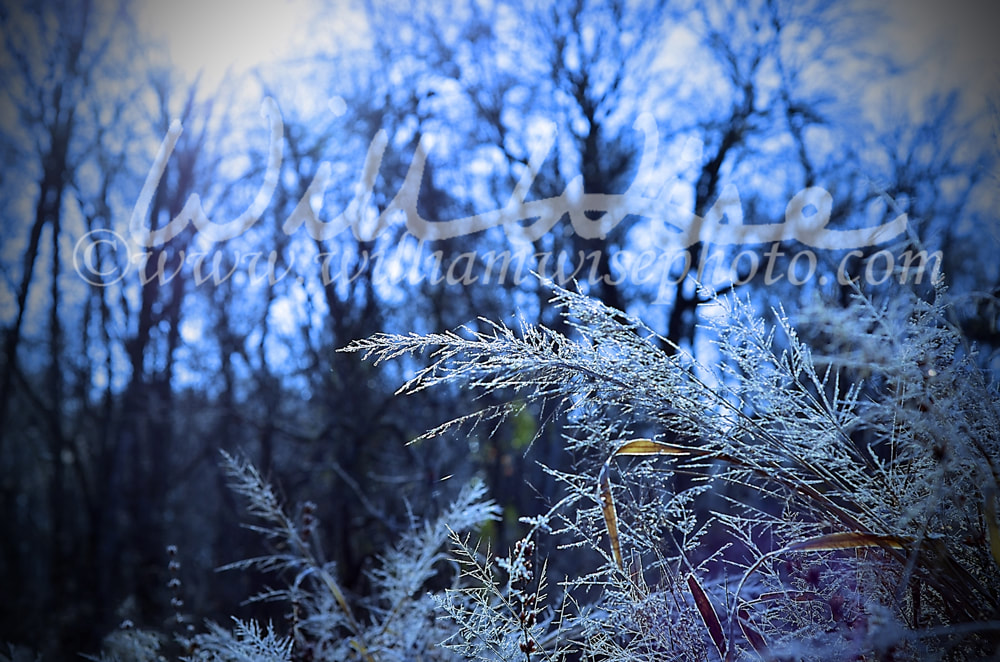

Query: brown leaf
598;461;623;570
985;485;1000;570
613;438;700;457
688;573;726;661
738;608;768;657
783;531;910;553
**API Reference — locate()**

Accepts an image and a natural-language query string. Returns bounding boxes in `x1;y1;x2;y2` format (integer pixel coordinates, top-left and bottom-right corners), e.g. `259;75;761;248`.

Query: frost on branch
215;452;500;661
345;277;1000;661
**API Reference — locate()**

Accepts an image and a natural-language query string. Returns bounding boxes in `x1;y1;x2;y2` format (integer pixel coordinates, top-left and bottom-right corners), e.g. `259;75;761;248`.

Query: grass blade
738;607;768;658
613;438;699;457
598;461;623;570
688;573;726;661
783;531;910;553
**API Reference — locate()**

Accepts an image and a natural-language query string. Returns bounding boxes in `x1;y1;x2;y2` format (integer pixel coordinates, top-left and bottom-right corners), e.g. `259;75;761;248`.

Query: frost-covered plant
433;531;584;661
84;625;165;662
206;451;500;661
180;620;292;662
85;450;500;662
345;275;1000;661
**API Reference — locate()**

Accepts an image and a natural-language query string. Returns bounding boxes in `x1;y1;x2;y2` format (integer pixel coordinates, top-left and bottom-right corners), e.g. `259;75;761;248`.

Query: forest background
1;0;999;658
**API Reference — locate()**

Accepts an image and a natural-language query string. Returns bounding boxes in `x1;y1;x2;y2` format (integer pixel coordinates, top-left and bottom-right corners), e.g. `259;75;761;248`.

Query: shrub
348;275;1000;661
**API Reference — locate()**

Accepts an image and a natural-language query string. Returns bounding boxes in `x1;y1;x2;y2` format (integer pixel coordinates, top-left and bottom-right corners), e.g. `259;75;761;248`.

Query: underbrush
76;276;1000;661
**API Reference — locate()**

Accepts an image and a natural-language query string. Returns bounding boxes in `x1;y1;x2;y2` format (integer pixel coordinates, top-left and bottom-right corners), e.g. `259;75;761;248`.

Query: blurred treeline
0;0;997;657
